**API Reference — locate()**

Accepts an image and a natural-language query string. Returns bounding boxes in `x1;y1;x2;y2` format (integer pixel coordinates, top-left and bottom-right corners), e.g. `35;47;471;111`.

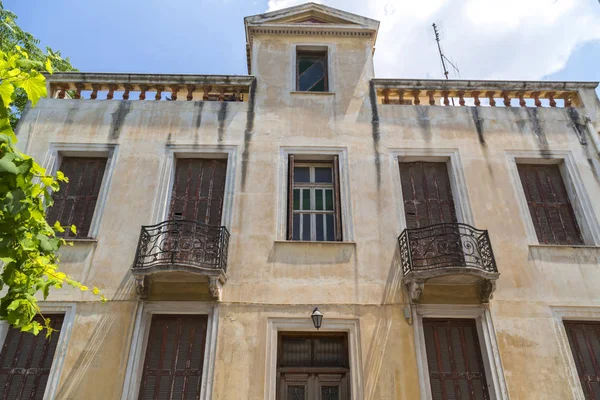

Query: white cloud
267;0;600;80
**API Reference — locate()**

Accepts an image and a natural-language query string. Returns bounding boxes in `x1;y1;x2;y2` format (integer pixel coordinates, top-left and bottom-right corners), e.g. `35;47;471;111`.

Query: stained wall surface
14;20;600;400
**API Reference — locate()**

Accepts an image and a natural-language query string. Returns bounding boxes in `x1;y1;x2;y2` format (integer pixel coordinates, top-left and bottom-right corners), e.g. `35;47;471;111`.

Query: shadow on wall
363;245;404;398
54;272;137;399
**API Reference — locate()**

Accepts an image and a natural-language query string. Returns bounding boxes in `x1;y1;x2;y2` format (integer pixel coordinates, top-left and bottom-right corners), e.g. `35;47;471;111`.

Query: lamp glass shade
311;308;323;329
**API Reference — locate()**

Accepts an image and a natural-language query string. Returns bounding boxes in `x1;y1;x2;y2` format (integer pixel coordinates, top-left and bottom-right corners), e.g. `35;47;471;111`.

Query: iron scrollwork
133;219;230;275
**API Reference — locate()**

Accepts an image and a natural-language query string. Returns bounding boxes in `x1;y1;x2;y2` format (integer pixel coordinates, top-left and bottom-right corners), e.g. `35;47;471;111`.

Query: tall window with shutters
516;163;583;245
423;318;491;400
399;162;457;229
287;156;342;241
138;315;208;400
563;321;600;399
0;315;64;400
47;157;108;238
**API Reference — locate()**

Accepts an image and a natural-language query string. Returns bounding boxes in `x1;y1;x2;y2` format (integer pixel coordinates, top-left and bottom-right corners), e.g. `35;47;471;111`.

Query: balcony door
165;158;227;266
277;333;350;400
170;158;227;225
399;162;463;269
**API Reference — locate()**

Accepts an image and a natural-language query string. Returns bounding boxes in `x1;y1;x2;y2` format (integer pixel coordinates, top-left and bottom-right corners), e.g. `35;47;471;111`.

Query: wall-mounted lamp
311;307;323;330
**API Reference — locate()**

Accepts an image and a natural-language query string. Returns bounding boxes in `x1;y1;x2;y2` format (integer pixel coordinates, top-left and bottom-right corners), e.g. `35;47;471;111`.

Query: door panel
169;158;227;225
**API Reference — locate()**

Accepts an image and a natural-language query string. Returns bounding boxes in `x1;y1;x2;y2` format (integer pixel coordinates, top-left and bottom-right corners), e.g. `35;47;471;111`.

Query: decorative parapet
372;79;598;108
46;72;255;102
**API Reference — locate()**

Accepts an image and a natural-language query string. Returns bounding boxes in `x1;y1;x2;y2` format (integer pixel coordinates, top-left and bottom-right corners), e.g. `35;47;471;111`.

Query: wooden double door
277;333;350;400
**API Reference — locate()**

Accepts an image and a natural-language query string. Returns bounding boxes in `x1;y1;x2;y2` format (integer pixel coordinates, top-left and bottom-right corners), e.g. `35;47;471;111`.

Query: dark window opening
0;315;64;400
47;157;108;238
296;50;328;92
517;163;583;245
287;155;342;241
564;321;600;400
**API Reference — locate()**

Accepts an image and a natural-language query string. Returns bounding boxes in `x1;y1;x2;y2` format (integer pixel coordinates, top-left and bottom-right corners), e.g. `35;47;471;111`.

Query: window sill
529;244;600;250
290;91;335;96
65;238;98;244
274;240;355;246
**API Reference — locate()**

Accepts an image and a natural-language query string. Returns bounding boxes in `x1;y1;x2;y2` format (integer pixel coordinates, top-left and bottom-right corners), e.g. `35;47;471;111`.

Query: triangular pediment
245;3;379;30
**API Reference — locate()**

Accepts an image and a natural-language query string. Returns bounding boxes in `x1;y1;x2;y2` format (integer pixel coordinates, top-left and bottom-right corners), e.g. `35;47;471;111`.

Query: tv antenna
432;23;459;80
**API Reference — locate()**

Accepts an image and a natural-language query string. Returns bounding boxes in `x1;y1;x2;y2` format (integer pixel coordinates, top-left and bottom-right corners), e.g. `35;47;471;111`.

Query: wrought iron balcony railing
398;223;499;302
132;220;229;299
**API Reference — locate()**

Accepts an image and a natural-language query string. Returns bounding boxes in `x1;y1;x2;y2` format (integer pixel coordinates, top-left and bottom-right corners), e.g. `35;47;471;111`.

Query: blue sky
5;0;600;92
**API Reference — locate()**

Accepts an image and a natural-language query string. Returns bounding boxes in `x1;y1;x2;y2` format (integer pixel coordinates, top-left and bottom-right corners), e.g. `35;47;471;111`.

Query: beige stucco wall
14;27;600;399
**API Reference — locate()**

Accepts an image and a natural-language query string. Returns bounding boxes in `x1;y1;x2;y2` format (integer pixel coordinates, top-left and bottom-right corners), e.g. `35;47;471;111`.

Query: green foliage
0;1;77;128
0;48;105;337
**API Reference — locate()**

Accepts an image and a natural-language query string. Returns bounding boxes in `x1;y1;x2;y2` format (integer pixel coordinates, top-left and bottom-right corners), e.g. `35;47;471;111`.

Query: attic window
296;49;328;92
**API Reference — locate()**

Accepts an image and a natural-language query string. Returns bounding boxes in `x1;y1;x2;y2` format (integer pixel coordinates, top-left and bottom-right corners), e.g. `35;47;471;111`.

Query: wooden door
165;159;227;265
138;315;208;400
277;334;350;400
564;321;600;399
399;162;463;268
423;319;490;400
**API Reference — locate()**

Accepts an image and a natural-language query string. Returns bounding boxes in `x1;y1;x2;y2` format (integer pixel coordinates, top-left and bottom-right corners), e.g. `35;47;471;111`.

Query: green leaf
0;156;18;174
45;58;53;74
53;221;64;233
0;80;15;108
70;225;76;234
41;176;53;186
14;70;46;106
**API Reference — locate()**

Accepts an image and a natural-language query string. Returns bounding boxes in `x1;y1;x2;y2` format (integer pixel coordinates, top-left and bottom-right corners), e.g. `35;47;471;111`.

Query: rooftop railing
46;73;255;102
373;79;596;108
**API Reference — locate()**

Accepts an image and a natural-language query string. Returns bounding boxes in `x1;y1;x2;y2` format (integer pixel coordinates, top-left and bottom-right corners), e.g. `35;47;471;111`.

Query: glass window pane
293;214;300;240
315;190;323;211
298;58;326;92
293;189;300;210
326;214;335;241
302;214;311;241
316;214;324;241
302;189;311;211
315;167;333;183
294;167;310;183
325;189;334;211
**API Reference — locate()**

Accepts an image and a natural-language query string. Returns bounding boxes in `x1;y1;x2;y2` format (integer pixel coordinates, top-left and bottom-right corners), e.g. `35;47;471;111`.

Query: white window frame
121;301;219;400
412;304;509;400
506;150;600;246
0;303;76;400
391;148;474;232
152;144;238;230
264;317;363;400
43;143;118;239
278;147;353;241
550;306;600;400
290;43;335;93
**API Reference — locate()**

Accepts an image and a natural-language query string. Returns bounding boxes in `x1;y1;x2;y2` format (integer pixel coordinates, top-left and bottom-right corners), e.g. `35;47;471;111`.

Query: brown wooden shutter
47;157;107;238
332;155;343;241
564;321;600;399
399;162;457;229
287;155;295;240
423;319;490;400
138;315;208;400
517;164;583;245
0;315;64;400
169;159;227;225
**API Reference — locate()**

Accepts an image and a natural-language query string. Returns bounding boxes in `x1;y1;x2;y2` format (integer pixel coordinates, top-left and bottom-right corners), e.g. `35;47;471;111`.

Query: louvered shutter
47;157;107;238
138;315;208;400
399;162;457;229
0;315;64;400
423;319;490;400
169;159;227;226
564;321;600;399
287;155;295;240
517;164;583;245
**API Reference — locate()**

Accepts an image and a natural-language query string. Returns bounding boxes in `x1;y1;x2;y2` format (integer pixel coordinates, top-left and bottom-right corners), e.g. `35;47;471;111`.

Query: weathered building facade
7;3;600;399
